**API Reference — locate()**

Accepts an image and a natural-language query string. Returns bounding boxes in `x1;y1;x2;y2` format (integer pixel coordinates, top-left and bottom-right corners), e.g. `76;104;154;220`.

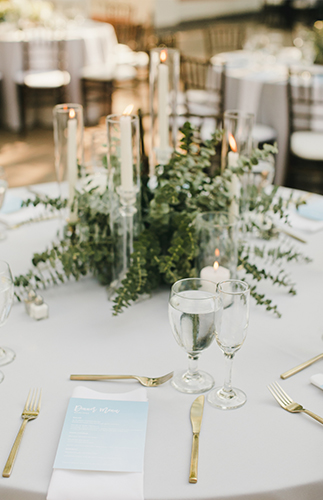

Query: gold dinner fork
268;382;323;425
2;389;42;478
70;371;174;387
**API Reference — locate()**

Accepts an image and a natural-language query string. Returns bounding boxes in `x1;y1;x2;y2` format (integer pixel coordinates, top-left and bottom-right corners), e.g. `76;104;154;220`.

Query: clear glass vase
106;110;141;297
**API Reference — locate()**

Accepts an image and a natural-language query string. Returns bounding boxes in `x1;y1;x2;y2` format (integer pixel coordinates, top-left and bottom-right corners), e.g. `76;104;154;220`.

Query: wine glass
0;261;15;383
207;279;250;410
0;167;8;241
168;278;220;394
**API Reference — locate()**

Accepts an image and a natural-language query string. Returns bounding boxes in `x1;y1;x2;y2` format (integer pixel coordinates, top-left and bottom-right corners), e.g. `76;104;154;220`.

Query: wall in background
154;0;263;28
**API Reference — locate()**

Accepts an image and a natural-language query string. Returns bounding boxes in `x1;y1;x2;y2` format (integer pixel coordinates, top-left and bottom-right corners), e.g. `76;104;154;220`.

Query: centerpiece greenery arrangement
14;122;310;317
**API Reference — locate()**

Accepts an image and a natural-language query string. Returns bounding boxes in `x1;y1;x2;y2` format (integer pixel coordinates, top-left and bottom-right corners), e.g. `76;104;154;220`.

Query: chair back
287;66;323;134
204;23;246;59
180;55;226;117
22;29;67;73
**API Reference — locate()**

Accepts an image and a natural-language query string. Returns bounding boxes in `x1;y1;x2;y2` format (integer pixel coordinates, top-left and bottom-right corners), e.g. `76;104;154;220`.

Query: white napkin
47;386;147;500
310;374;323;390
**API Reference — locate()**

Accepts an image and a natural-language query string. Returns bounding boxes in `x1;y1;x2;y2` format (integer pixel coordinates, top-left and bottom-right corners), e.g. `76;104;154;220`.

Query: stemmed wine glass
168;278;220;394
0;261;15;383
208;280;250;409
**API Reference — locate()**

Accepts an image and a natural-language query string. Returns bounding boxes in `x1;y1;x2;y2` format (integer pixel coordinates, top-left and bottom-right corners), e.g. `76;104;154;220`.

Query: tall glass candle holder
53;103;84;223
149;47;180;181
221;110;254;217
195;212;239;295
106;110;141;296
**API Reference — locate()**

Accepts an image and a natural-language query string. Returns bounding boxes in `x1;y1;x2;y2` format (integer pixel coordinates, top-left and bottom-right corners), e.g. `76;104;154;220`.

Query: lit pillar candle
228;134;240;219
200;263;231;284
158;50;169;151
120;105;133;191
67;108;78;221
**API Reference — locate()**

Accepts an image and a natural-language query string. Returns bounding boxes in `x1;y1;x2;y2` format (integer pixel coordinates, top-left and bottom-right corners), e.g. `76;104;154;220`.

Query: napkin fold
47;386;147;500
310;373;323;390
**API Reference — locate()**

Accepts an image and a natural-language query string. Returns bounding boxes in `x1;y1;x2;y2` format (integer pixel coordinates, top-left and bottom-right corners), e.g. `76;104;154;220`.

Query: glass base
171;369;214;394
0;347;16;367
207;386;247;409
0;371;3;383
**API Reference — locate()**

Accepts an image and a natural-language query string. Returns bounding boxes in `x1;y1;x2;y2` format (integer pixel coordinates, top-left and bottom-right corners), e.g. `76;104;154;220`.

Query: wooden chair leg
17;84;27;137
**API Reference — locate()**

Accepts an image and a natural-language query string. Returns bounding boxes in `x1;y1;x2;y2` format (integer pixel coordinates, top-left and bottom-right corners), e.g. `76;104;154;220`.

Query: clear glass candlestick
221;110;254;217
106;110;141;296
53;103;84;222
149;47;180;181
208;280;250;410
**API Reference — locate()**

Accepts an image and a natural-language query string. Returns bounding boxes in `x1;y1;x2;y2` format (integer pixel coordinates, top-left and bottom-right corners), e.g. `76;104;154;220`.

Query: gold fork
2;389;42;478
70;371;174;387
268;382;323;425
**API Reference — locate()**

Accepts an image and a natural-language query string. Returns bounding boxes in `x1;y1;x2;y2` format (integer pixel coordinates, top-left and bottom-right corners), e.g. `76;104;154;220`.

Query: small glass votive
53;103;84;222
195;212;239;295
106;109;141;296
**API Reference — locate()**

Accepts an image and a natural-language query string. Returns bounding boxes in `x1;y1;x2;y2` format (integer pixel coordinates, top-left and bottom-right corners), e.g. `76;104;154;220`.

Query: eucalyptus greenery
14;122;310;317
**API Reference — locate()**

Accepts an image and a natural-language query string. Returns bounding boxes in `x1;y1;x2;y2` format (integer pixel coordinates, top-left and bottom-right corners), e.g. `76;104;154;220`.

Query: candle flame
69;108;76;119
160;50;167;63
213;261;219;271
228;133;237;153
123;104;134;116
214;248;220;257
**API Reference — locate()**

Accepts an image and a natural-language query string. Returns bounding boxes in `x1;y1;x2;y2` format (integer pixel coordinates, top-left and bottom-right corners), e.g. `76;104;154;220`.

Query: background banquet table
0;183;323;499
0;20;117;131
211;49;323;185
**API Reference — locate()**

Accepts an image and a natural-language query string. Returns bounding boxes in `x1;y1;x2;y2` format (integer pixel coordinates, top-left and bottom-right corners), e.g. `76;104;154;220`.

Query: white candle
158;51;169;151
120;109;133;191
67;109;78;221
228;151;240;219
200;265;230;284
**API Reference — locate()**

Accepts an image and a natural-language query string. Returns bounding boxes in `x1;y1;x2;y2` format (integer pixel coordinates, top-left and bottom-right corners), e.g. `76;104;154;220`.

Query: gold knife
189;395;205;484
280;353;323;379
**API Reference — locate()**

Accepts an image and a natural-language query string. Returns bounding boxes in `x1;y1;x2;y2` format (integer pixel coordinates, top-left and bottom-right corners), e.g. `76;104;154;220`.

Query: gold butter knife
280;353;323;379
189;395;205;484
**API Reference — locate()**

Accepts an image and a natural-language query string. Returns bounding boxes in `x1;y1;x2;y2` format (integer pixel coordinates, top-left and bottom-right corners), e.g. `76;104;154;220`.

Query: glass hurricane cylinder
195;212;239;293
106;112;141;296
149;47;180;180
53;103;84;222
221;110;254;217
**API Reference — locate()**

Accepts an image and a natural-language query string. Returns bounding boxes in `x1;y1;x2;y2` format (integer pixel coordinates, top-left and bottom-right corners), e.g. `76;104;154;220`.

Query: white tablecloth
0;184;323;499
211;49;323;186
0;21;117;131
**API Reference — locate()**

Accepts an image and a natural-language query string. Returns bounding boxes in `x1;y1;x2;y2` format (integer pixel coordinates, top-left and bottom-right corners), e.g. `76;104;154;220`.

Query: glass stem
187;354;199;378
222;353;234;395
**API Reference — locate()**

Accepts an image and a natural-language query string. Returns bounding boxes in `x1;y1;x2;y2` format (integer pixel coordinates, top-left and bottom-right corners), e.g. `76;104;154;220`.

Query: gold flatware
268;381;323;425
276;226;307;244
70;371;174;387
3;389;42;478
280;353;323;379
189;395;205;484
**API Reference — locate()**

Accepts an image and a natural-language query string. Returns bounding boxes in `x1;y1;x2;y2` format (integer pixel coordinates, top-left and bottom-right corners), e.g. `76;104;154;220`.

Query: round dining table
0;183;323;499
0;20;117;131
211;48;323;186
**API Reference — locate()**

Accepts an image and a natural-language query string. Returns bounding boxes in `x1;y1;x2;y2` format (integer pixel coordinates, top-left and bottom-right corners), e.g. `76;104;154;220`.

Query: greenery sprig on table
14;122;310;317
